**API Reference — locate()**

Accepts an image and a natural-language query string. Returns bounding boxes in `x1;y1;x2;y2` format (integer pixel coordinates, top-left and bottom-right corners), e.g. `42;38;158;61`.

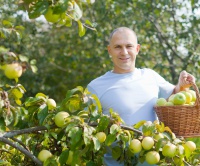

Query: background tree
0;0;200;165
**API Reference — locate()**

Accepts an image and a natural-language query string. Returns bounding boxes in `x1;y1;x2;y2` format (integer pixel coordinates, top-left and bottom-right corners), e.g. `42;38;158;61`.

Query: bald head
108;27;138;44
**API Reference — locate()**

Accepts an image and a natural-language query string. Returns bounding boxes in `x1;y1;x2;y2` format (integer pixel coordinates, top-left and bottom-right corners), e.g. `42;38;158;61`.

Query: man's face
107;29;140;73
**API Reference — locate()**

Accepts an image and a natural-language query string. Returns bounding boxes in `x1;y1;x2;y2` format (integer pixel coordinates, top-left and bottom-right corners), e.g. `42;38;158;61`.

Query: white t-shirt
87;68;175;126
87;68;175;166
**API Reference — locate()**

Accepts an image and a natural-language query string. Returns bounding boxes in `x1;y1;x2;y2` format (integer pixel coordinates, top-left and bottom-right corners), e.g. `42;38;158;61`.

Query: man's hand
174;70;196;93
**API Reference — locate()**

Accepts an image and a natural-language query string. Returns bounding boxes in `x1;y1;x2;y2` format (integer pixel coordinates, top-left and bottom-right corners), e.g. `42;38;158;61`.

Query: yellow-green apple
47;98;56;110
165;101;174;106
145;151;160;165
156;98;167;106
4;63;23;79
173;93;186;105
168;94;175;103
38;149;52;162
162;143;177;157
188;90;196;102
96;132;106;143
54;111;70;127
44;7;60;23
142;137;154;150
129;139;142;153
185;141;196;152
179;91;192;104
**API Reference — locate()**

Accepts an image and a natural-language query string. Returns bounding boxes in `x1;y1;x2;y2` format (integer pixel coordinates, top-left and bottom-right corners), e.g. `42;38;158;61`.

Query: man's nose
121;47;128;55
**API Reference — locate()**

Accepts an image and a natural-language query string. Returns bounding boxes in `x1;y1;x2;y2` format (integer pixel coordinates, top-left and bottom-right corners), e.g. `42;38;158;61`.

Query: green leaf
68;127;83;149
69;1;82;21
110;124;120;134
78;20;85;37
59;150;69;166
53;0;69;14
96;116;110;131
105;134;116;146
112;146;122;160
133;120;146;129
2;20;13;28
28;0;49;19
0;117;6;132
92;136;101;151
24;97;44;107
37;104;48;125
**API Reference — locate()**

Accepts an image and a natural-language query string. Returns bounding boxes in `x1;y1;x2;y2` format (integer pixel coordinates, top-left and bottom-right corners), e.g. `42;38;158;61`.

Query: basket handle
190;82;200;107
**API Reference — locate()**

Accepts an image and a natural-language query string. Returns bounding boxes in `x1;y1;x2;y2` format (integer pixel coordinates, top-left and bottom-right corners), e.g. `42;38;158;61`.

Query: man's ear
107;45;111;54
136;44;140;54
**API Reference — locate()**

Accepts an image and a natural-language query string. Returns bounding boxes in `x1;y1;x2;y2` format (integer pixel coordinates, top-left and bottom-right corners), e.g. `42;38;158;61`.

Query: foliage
0;82;200;165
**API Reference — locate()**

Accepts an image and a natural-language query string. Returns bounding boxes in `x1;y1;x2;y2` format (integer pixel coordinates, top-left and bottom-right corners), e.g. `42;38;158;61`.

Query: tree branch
0;137;42;166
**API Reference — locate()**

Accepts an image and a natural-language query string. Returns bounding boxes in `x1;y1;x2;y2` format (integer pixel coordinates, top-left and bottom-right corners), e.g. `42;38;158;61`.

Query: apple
66;150;73;165
96;132;106;143
188;90;196;102
179;91;192;104
142;137;154;150
38;149;52;162
129;139;142;153
4;63;23;79
185;141;196;152
11;88;23;99
165;101;174;106
153;133;164;141
162;143;177;157
54;111;70;127
44;7;60;23
156;98;167;106
145;151;160;165
168;94;175;103
47;98;56;110
173;93;186;105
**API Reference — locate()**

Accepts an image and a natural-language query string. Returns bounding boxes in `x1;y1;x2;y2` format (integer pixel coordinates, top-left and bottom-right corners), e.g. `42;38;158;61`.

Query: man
87;27;195;165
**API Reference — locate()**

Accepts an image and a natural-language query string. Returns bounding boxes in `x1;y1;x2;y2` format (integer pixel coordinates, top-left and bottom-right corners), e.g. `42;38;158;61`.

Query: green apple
165;101;174;106
44;7;60;23
162;143;177;157
156;98;167;106
47;98;56;110
142;137;154;150
188;90;196;102
96;132;106;143
4;63;23;79
38;149;52;162
145;151;160;165
185;141;196;152
179;91;192;104
54;111;70;127
173;93;186;105
129;139;142;153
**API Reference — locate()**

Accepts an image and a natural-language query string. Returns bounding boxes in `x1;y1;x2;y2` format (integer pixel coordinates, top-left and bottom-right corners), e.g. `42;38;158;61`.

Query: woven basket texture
154;83;200;137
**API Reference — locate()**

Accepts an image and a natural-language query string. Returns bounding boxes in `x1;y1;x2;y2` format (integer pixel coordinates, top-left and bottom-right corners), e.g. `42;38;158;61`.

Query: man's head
107;27;140;74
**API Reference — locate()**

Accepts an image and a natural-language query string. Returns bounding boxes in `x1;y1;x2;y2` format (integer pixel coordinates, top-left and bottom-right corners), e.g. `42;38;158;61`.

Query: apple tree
0;62;200;165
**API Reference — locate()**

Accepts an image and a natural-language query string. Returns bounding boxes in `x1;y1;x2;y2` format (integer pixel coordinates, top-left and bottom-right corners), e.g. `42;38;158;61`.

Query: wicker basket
154;83;200;137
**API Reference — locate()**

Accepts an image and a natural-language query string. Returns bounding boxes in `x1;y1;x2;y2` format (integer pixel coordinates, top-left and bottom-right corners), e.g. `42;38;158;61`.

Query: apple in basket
173;93;186;105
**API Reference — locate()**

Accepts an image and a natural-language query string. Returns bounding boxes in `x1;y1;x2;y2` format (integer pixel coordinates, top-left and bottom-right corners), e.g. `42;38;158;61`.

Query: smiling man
87;27;195;166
